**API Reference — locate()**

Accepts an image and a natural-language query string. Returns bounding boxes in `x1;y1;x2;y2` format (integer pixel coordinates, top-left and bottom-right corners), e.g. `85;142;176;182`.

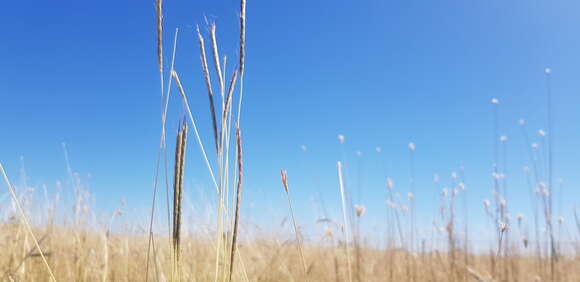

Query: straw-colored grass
2;0;580;282
1;224;579;281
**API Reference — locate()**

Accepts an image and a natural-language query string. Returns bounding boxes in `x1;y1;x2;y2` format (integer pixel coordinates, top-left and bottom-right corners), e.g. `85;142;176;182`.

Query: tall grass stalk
408;143;417;282
519;119;544;274
145;0;168;278
280;169;309;281
228;128;244;282
337;161;353;282
544;68;557;281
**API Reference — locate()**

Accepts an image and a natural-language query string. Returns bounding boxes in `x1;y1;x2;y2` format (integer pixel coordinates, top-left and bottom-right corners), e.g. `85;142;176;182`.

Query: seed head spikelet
196;26;220;153
210;24;225;99
172;121;187;278
156;0;163;75
229;127;244;282
239;0;246;76
235;0;247;128
281;169;289;194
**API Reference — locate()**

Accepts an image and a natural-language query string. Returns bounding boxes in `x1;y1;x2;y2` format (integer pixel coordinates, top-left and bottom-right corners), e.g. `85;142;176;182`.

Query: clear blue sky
1;0;580;241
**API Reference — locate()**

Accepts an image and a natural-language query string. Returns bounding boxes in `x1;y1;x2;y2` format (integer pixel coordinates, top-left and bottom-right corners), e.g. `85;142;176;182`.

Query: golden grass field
1;223;580;281
1;0;579;281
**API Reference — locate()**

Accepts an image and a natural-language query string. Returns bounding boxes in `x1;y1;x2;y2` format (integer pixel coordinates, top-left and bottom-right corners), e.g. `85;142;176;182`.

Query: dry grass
1;224;579;281
2;0;580;282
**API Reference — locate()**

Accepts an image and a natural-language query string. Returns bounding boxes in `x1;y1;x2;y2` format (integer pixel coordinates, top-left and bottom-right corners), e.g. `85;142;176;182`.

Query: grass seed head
280;169;289;194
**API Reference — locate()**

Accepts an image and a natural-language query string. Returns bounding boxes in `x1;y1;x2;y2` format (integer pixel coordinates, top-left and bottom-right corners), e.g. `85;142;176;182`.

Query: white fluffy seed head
400;205;409;215
500;198;507;208
538;129;546;137
408;142;416;151
483;199;491;209
492;172;505;180
386;177;394;190
491;98;499;104
543;188;550;197
500;135;508;142
324;227;334;239
545;67;552;74
355;205;366;217
338;134;345;144
519;119;525;126
498;221;509;232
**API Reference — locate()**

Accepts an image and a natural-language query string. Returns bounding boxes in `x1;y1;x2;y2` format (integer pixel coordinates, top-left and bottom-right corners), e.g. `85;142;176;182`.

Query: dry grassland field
1;0;579;281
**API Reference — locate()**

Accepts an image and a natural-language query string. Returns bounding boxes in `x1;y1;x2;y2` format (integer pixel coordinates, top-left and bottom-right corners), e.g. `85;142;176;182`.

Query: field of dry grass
1;223;579;281
1;0;580;281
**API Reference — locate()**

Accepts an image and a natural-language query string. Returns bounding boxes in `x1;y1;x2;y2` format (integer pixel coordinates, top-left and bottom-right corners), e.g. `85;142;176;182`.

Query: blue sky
1;0;580;242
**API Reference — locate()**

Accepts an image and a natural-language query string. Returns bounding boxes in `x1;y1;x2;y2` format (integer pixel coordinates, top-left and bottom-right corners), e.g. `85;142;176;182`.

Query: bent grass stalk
1;163;56;282
172;70;219;192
